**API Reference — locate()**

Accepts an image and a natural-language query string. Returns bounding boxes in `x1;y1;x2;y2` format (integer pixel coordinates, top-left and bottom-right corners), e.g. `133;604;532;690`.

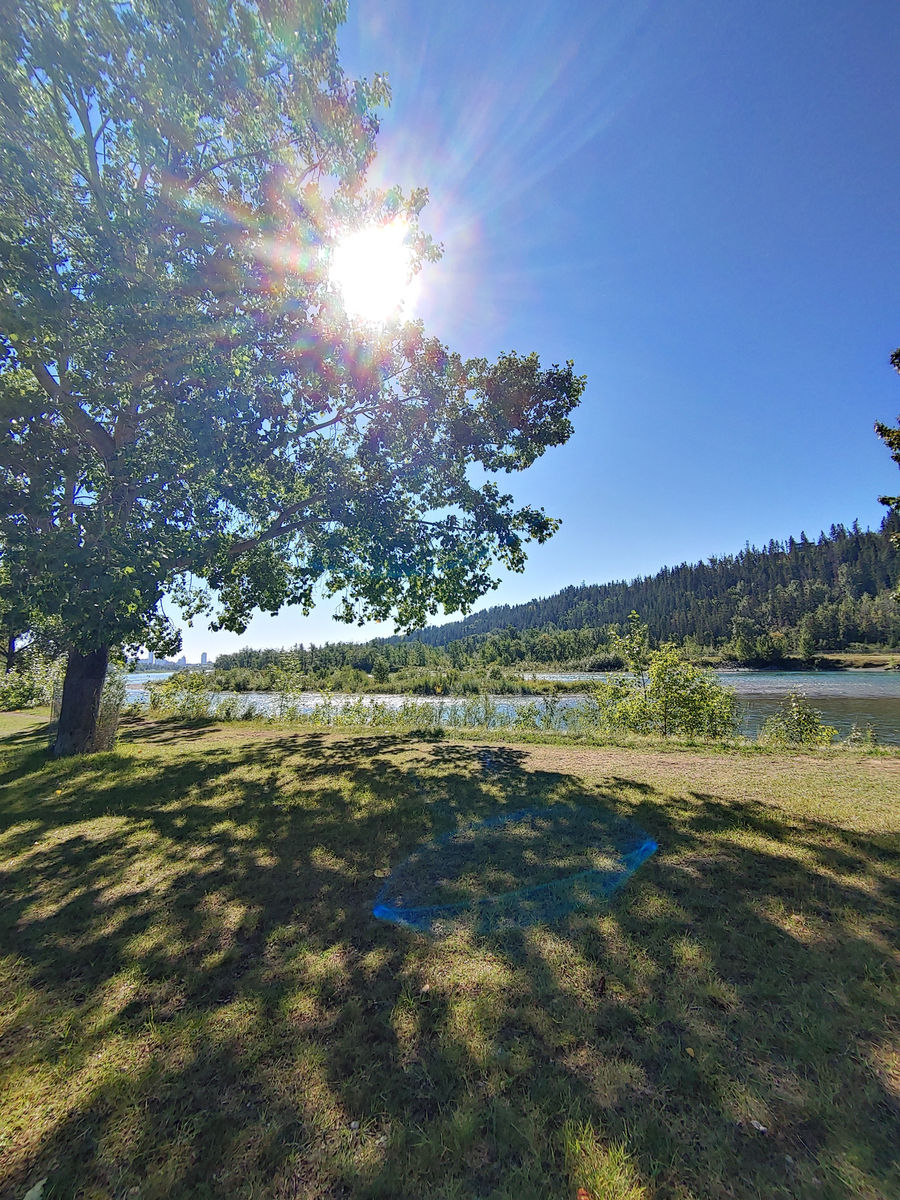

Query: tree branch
226;491;332;557
186;146;323;189
72;87;120;252
226;512;324;559
30;363;117;460
186;146;274;189
166;492;332;574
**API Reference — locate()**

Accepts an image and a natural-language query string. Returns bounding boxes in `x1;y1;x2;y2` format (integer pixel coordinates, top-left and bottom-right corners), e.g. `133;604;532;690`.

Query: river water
125;669;900;744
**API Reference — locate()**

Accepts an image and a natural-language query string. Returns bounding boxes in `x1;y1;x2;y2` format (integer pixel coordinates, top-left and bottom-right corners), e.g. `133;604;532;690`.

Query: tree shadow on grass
0;719;897;1199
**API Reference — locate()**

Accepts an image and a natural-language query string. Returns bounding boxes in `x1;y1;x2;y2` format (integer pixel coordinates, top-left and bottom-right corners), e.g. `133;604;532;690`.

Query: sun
330;218;419;324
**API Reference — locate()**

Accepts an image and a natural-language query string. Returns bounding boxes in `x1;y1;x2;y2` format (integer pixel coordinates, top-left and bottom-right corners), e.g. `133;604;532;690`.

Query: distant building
178;655;187;666
148;651;155;666
200;652;208;665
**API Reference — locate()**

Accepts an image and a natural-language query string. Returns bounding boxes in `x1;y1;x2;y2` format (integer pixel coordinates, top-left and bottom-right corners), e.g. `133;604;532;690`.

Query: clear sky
176;0;900;660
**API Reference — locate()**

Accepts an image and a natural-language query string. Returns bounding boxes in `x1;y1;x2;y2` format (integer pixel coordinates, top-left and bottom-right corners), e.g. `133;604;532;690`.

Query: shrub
646;645;738;738
149;670;216;719
846;722;878;747
94;667;126;749
591;639;738;739
0;668;46;710
758;692;837;747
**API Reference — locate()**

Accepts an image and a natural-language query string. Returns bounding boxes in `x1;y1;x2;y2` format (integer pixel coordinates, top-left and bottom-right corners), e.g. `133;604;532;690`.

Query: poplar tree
0;1;583;754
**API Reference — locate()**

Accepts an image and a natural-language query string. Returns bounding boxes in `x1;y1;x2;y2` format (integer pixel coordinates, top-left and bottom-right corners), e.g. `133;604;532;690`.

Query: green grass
816;652;900;670
0;711;898;1199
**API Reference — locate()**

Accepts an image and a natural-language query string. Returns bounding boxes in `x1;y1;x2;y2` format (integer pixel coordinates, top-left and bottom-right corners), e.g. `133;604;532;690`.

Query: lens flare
330;219;419;323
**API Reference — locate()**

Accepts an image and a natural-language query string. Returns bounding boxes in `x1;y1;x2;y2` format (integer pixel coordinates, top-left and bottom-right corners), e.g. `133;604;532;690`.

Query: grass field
1;712;898;1199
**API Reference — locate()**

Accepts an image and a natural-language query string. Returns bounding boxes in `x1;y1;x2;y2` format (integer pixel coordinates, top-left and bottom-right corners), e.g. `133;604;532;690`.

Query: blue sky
178;0;900;659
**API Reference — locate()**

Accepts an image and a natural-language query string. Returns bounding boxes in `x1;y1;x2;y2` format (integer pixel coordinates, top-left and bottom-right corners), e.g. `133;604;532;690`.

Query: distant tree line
396;514;900;664
216;639;439;676
215;514;900;674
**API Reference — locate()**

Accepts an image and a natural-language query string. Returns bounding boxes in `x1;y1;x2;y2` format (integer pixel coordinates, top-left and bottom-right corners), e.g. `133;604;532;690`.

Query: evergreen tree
876;346;900;599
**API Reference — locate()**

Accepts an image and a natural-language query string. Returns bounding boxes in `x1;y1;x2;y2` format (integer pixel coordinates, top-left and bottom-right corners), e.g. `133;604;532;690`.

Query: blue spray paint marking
373;806;658;935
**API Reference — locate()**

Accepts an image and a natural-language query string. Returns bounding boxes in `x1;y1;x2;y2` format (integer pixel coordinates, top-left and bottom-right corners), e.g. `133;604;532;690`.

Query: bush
845;722;878;747
513;701;542;731
0;668;47;710
646;646;738;738
149;670;216;719
758;692;837;747
93;667;126;750
591;639;738;739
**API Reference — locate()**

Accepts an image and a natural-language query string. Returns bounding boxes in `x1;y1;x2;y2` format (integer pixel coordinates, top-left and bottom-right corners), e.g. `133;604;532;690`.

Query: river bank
128;668;900;745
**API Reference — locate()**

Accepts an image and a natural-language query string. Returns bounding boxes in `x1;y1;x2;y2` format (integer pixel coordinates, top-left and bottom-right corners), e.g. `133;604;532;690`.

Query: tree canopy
0;0;584;752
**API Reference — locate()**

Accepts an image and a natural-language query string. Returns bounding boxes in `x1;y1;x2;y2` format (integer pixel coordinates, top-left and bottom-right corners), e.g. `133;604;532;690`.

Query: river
125;668;900;745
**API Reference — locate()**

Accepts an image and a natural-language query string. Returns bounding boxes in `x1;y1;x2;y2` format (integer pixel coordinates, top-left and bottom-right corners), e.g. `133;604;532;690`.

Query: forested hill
399;514;900;657
216;515;900;676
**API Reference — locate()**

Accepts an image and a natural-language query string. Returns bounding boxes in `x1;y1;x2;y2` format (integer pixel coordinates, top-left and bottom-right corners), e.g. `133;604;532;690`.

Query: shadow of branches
0;720;897;1199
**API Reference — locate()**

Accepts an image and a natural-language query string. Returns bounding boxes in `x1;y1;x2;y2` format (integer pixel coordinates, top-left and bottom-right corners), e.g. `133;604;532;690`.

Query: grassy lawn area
1;712;898;1199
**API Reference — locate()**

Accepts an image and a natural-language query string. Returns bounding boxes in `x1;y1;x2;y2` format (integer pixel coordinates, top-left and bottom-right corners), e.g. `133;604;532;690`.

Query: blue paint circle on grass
373;805;657;935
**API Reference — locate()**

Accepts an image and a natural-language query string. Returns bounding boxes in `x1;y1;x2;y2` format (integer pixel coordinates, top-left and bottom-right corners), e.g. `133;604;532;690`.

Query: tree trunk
54;646;109;757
